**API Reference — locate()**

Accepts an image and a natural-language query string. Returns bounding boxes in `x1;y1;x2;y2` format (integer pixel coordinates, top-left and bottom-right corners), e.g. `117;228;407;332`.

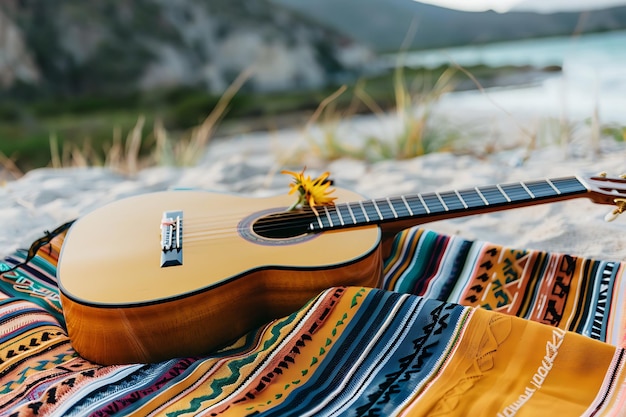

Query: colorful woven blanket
1;227;625;416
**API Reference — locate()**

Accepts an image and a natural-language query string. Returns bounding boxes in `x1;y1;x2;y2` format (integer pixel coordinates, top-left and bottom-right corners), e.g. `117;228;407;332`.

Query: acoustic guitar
58;174;626;365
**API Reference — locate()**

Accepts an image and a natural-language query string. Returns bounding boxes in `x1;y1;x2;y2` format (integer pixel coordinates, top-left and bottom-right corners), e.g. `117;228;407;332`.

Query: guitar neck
307;176;590;233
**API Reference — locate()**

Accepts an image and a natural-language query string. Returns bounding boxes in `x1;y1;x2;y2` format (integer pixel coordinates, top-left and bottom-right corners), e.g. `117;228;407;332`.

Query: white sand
1;112;625;263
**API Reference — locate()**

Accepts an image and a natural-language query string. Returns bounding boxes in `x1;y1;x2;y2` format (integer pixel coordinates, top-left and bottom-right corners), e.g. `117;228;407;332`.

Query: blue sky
418;0;626;13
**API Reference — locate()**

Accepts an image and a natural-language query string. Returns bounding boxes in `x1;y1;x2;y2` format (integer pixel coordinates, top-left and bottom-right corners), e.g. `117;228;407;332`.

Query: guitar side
58;189;382;365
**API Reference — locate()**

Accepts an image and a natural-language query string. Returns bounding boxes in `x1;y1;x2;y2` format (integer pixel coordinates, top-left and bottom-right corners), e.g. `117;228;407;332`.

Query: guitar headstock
583;173;626;221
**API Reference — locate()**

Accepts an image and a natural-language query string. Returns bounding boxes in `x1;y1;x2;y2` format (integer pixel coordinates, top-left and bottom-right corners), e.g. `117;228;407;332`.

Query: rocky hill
0;0;372;98
1;0;624;99
272;0;626;52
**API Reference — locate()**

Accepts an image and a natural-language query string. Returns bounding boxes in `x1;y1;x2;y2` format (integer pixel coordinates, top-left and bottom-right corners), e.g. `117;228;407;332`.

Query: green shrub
0;103;20;122
166;93;222;128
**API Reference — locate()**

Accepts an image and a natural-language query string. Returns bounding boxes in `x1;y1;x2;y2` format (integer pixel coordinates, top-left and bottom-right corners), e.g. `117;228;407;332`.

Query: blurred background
0;0;625;175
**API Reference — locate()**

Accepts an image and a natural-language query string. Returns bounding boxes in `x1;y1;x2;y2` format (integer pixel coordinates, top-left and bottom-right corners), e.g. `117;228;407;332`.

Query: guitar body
58;189;382;365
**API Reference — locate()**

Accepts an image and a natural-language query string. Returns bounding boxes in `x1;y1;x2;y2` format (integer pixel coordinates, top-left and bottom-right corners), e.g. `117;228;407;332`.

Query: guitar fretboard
307;176;588;232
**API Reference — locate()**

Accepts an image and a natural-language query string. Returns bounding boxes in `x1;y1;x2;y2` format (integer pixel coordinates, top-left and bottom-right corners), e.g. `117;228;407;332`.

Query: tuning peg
599;172;608;178
605;198;626;222
620;174;626;179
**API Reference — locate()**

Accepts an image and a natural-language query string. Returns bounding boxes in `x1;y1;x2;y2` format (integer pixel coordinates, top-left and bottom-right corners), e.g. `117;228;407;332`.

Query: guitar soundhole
239;208;317;246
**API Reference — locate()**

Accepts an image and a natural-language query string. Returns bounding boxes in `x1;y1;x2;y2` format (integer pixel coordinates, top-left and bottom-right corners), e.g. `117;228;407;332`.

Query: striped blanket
1;227;625;416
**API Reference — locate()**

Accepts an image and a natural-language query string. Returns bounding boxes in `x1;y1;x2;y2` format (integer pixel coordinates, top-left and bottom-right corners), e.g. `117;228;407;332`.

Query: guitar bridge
160;210;183;267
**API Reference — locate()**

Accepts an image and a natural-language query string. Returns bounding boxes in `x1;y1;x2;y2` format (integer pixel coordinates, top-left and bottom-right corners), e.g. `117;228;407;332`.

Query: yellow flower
282;168;336;215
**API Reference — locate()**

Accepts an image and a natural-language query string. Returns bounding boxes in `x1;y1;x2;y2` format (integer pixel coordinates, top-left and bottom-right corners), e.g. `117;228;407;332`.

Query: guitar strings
165;195;411;242
180;207;314;225
183;214;319;239
159;208;324;243
175;202;328;229
181;209;317;229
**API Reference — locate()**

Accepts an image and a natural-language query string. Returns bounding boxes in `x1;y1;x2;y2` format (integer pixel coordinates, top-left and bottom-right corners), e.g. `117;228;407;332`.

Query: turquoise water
396;30;626;70
387;31;626;123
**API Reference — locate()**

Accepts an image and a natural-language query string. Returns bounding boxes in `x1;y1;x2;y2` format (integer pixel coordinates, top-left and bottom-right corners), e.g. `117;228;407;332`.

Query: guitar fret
404;195;428;215
323;206;334;227
418;194;431;214
335;206;346;226
525;180;558;198
372;198;394;220
520;182;535;198
389;197;410;217
436;192;449;211
500;183;532;200
371;200;384;220
478;185;509;204
331;207;343;225
401;195;414;216
454;190;468;209
421;193;445;213
496;184;512;202
331;207;341;226
552;178;579;192
387;197;399;218
458;189;486;208
345;203;358;224
319;209;332;228
551;177;587;194
440;191;465;210
348;202;367;223
315;213;324;229
546;179;561;194
359;201;371;222
475;187;489;205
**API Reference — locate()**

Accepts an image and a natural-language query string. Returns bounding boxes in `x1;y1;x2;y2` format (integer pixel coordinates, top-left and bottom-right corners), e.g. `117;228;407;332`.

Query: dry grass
153;67;253;168
302;84;359;160
285;63;462;166
0;151;24;182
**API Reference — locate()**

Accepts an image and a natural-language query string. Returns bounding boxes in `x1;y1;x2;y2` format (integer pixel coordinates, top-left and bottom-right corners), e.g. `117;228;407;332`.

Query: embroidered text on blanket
498;328;566;416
